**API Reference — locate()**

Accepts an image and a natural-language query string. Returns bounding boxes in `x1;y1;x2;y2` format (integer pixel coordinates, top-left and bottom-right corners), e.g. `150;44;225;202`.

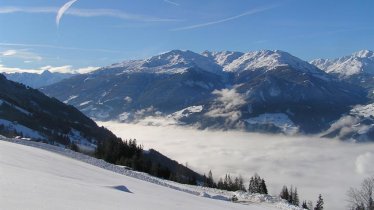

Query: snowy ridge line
0;137;303;210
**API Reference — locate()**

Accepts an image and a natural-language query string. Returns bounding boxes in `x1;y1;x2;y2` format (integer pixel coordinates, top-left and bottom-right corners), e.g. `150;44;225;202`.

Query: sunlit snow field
98;121;374;210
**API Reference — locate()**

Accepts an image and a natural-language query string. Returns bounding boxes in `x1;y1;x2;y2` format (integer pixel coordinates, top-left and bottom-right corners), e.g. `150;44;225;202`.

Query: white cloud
0;42;120;53
98;121;374;210
172;5;277;31
56;0;78;27
0;64;98;74
0;64;40;74
39;65;99;74
205;88;246;126
0;49;42;61
355;152;374;175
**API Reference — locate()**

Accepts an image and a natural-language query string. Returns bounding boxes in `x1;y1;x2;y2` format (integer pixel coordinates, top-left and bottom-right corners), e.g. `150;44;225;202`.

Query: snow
223;50;322;75
64;95;78;103
79;100;92;106
202;51;244;67
245;113;299;135
68;129;96;152
351;103;374;118
167;105;203;120
311;50;374;77
0;99;31;116
0;119;44;139
0;138;299;210
108;50;223;75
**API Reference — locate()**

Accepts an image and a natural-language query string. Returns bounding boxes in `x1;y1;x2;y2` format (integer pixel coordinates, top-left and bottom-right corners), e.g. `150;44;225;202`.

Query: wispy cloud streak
172;5;277;31
56;0;78;27
164;0;179;6
0;6;180;22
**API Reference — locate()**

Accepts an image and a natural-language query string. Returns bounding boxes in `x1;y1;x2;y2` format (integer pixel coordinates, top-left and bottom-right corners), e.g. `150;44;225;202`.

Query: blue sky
0;0;373;73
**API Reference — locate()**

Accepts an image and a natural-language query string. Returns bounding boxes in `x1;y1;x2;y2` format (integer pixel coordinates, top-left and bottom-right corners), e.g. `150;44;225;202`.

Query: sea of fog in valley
98;121;374;210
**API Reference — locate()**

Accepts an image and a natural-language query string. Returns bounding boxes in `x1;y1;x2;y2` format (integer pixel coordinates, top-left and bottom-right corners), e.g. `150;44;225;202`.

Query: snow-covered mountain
41;49;369;138
4;70;74;88
0;138;302;210
108;50;224;75
311;50;374;78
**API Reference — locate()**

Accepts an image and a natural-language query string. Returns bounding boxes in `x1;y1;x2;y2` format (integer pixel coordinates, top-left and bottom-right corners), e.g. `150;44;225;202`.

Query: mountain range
4;70;74;88
32;49;373;141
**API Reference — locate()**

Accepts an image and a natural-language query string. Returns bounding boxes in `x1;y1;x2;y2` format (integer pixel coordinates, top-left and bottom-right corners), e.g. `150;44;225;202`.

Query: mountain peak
352;49;374;58
201;50;244;67
311;50;374;77
224;49;323;75
41;70;52;75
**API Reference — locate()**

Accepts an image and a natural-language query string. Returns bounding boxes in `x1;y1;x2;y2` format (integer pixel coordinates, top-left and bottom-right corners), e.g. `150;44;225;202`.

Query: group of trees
347;176;374;210
280;185;299;206
248;174;268;194
203;171;267;194
94;137;199;185
280;185;324;210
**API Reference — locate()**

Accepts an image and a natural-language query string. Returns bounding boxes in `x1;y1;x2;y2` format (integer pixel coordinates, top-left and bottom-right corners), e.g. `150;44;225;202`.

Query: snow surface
245;113;299;135
0;98;31;116
109;50;223;75
223;50;323;75
0;119;44;139
351;103;374;118
167;105;204;120
202;51;244;67
0;138;301;210
311;50;374;77
63;95;78;103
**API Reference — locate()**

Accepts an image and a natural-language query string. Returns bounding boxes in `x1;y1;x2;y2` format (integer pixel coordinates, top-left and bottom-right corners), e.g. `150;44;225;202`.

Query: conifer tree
314;194;324;210
261;179;268;194
280;186;289;200
293;187;300;206
302;200;308;209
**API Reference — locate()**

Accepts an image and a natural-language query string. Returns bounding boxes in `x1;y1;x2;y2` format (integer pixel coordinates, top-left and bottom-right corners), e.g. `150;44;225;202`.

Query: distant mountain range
34;49;374;141
311;50;374;140
4;70;74;88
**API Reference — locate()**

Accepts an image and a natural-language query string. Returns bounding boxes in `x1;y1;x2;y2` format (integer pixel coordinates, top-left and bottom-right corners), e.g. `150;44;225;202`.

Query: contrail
171;5;278;31
56;0;78;27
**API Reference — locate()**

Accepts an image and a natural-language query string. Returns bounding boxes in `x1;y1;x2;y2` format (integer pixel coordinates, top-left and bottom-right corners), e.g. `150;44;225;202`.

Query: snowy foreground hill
0;138;301;210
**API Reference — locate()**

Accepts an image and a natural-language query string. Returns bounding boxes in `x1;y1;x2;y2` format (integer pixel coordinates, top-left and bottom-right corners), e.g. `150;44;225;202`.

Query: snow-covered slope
0;138;301;210
108;50;224;75
223;50;324;75
202;51;244;68
311;50;374;77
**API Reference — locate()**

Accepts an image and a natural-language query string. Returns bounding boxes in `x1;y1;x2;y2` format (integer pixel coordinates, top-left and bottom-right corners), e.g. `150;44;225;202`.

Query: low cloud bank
98;121;374;210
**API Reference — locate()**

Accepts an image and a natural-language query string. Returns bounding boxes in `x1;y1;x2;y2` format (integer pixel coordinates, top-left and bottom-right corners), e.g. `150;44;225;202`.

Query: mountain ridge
40;49;369;139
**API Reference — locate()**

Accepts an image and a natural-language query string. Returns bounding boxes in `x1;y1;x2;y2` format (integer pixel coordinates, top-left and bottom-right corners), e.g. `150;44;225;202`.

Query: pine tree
280;186;289;200
293;187;300;206
248;177;255;193
302;200;308;209
261;179;268;194
248;173;267;194
314;194;324;210
206;170;215;188
289;186;294;204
